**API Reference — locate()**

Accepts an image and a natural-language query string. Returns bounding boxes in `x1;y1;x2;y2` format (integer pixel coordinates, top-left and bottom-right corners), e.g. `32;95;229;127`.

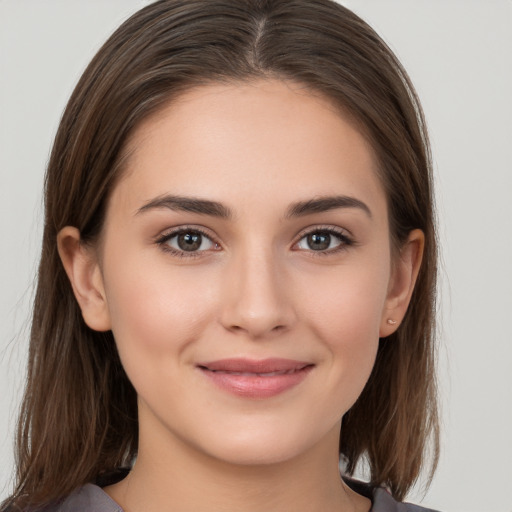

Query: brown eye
295;228;351;253
162;230;217;253
177;232;203;251
306;232;331;251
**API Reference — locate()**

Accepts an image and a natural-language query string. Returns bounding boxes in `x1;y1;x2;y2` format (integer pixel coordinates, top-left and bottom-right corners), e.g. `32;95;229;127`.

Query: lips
197;358;314;398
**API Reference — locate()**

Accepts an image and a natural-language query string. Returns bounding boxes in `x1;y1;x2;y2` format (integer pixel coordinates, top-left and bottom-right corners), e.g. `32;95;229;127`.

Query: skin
58;79;423;512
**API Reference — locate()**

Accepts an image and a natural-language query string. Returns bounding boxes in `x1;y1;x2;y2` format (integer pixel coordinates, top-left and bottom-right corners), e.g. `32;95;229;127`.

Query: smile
197;358;314;399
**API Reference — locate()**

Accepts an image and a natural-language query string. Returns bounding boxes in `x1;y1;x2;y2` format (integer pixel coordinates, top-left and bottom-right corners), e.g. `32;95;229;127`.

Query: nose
219;249;296;339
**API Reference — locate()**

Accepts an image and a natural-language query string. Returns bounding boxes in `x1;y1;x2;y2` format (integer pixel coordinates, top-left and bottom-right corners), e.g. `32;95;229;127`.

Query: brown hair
3;0;439;508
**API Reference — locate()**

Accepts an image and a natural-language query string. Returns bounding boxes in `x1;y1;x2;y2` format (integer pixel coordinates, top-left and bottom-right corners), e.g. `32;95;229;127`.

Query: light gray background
1;1;511;511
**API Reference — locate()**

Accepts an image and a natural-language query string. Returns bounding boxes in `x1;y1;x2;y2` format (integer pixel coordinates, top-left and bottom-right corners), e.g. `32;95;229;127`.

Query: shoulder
14;480;441;512
39;484;123;512
372;487;441;512
344;477;441;512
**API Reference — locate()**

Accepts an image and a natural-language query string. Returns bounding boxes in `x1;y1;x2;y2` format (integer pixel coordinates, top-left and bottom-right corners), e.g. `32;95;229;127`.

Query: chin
190;419;339;468
206;440;306;467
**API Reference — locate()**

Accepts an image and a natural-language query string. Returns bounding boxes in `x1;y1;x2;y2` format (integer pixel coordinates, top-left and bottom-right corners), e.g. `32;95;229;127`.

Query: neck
105;420;369;512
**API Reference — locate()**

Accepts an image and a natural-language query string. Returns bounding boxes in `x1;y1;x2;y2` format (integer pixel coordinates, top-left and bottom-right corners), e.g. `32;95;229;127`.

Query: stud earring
387;319;397;325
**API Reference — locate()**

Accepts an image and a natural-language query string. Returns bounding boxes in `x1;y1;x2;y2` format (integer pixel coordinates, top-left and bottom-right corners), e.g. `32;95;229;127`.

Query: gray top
44;482;440;512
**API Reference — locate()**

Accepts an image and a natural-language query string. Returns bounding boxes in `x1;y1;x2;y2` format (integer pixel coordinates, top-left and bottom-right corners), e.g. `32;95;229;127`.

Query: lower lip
199;366;313;399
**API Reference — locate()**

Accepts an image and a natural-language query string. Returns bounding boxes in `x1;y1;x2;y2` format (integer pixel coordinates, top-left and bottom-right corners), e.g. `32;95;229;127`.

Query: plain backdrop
1;1;511;511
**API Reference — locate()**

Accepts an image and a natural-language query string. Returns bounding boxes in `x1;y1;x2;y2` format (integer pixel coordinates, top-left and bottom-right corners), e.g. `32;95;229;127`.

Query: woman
2;1;440;511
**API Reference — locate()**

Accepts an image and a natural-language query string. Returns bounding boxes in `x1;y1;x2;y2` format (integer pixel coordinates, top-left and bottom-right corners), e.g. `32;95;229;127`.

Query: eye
157;228;220;255
295;228;353;253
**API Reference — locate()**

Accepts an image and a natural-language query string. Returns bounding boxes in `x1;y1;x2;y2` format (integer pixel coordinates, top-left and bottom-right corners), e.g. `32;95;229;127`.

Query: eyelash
155;225;355;258
155;226;220;259
292;225;355;257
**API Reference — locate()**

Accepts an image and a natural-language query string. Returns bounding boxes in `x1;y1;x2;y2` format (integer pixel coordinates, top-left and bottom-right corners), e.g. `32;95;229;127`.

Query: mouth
197;358;314;398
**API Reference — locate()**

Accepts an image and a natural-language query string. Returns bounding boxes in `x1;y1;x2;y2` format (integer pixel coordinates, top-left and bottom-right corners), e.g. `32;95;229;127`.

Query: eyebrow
135;194;371;219
285;195;372;218
136;195;232;219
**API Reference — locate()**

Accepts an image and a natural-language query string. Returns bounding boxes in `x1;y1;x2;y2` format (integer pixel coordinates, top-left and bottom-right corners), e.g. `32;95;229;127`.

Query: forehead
111;79;386;218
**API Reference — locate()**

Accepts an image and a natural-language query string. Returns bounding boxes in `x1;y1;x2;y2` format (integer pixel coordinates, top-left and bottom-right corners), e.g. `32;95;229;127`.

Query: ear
379;229;424;337
57;226;111;332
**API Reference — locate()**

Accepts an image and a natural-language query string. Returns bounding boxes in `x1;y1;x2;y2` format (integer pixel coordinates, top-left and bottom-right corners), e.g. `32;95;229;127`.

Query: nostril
219;288;297;337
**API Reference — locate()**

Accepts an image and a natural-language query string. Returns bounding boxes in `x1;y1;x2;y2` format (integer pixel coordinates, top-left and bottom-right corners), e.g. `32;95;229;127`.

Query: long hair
3;0;439;508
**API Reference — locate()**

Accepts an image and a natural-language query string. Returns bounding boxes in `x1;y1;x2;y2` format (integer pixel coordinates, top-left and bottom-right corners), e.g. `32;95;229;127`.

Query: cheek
300;258;389;342
103;266;222;413
296;257;389;400
102;251;217;372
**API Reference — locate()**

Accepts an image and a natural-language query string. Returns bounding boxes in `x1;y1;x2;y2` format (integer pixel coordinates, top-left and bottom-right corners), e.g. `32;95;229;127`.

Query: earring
386;319;397;325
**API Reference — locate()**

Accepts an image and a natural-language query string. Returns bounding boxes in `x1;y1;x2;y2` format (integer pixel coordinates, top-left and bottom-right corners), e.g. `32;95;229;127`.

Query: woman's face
81;80;411;466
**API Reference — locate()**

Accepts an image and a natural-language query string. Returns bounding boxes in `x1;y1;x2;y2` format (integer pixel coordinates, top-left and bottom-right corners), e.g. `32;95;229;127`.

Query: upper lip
198;358;312;374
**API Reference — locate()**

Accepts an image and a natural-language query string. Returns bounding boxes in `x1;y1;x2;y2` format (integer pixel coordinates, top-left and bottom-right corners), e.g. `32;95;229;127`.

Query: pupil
178;232;202;251
308;233;330;250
